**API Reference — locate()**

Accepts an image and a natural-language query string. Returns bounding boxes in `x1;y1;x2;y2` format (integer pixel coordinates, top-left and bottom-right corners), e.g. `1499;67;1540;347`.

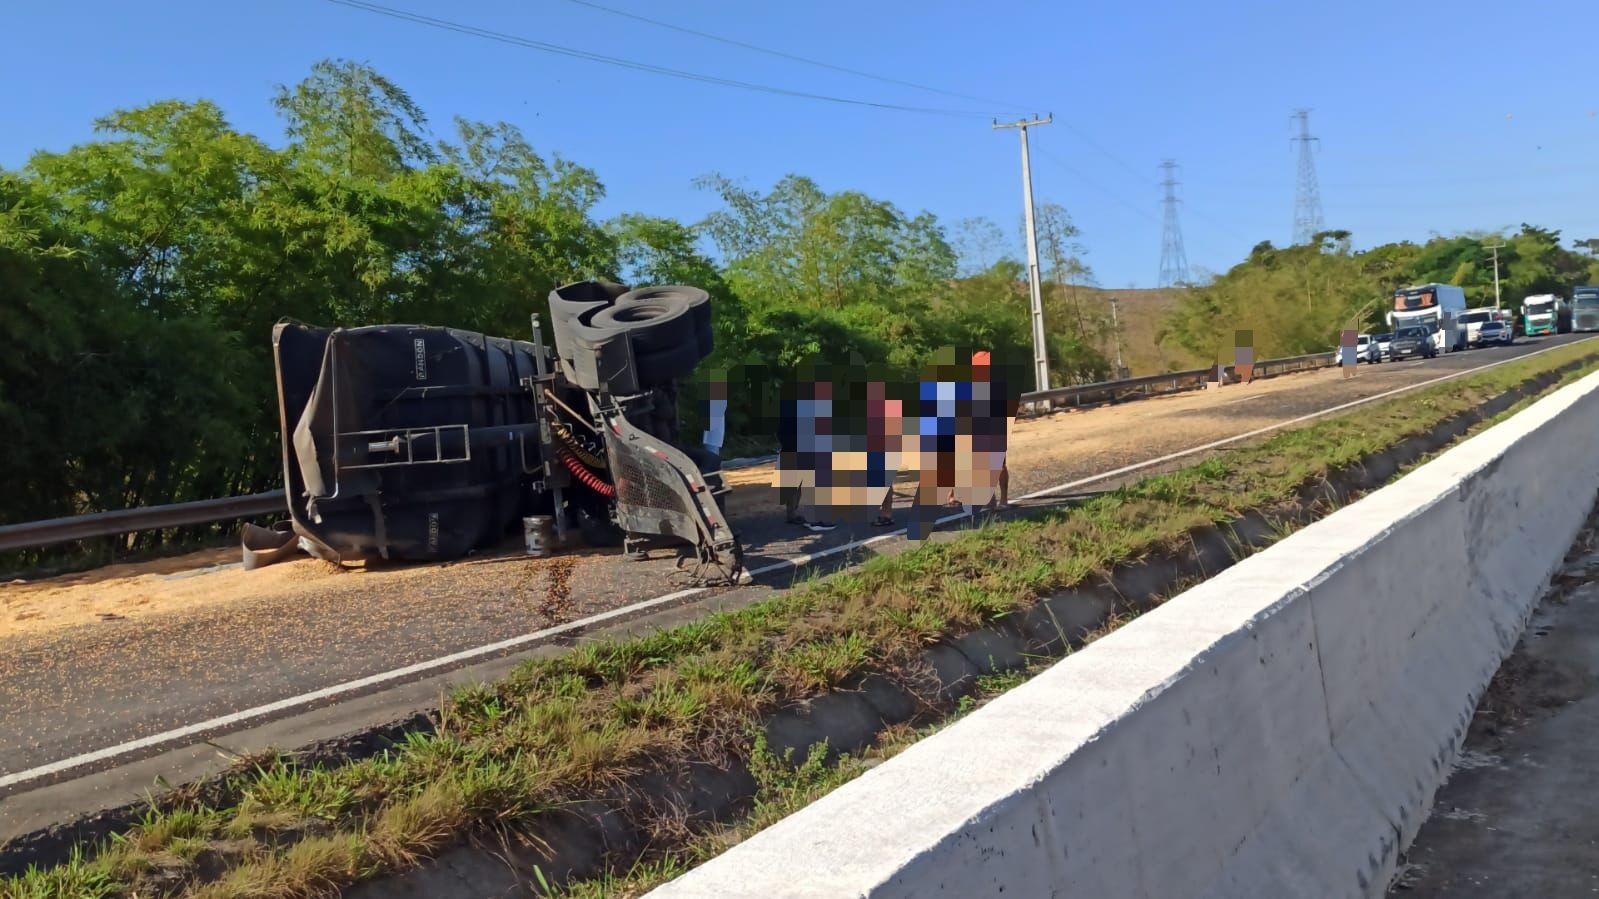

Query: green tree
696;173;954;314
1160;230;1377;360
0;173;251;531
274;59;436;181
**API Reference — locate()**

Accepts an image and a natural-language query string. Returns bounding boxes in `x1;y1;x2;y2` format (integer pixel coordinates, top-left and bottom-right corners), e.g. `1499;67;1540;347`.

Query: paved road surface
1;333;1591;837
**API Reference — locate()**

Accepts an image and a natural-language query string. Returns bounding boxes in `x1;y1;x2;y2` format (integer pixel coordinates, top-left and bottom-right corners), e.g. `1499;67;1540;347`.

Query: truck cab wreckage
263;281;744;585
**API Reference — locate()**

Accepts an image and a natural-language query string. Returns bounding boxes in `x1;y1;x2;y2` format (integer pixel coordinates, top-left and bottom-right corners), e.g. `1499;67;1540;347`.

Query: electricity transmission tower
1291;109;1325;245
1158;160;1189;287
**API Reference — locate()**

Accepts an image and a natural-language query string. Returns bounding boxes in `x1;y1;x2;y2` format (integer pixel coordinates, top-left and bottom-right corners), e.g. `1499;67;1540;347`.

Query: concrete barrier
650;369;1599;899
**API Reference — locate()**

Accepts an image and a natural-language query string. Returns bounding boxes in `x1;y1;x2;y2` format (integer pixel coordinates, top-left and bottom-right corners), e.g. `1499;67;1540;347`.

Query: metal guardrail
1;351;1338;554
1018;351;1335;414
0;491;286;554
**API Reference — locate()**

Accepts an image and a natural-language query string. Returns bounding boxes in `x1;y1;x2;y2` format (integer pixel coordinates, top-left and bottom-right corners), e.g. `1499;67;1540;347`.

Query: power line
557;0;1035;114
1034;146;1159;225
334;0;1171;237
1038;147;1256;255
324;0;998;118
539;0;1169;197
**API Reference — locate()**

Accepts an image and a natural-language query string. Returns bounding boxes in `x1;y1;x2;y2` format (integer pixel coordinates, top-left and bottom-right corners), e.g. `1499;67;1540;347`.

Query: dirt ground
1388;522;1599;896
0;358;1464;641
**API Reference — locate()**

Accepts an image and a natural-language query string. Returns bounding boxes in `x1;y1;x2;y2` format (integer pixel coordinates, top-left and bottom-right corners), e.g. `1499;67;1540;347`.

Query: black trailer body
269;281;740;581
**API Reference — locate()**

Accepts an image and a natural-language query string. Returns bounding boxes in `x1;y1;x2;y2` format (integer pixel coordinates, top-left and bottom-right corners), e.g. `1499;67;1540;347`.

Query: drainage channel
1388;497;1599;896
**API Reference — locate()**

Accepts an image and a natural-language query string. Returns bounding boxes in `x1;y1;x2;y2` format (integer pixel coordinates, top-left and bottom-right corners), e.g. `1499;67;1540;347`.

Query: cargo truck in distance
1390;284;1466;353
1575;286;1599;332
1522;294;1571;337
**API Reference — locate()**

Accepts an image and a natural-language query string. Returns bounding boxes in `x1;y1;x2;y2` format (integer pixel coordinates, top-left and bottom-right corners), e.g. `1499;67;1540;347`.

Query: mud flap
601;409;742;584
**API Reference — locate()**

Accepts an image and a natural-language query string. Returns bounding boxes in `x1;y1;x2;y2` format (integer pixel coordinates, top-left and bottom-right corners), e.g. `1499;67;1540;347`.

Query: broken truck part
265;281;741;583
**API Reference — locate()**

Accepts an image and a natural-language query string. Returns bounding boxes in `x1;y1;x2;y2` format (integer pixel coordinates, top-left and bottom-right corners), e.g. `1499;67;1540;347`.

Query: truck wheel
619;286;713;357
695;318;715;358
588;294;694;355
635;339;706;386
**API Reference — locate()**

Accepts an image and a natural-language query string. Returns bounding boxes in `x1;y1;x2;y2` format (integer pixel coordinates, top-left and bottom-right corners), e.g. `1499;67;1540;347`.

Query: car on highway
1460;309;1494;347
1386;326;1438;360
1478;318;1514;346
1375;332;1394;360
1355;333;1382;364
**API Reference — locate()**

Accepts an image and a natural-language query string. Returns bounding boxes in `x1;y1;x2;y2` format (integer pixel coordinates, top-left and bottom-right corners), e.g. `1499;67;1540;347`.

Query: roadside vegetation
1162;226;1599;364
6;337;1598;899
6;58;1599;570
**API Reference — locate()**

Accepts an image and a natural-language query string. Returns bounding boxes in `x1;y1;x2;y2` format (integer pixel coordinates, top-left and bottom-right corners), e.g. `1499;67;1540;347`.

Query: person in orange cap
968;349;1012;511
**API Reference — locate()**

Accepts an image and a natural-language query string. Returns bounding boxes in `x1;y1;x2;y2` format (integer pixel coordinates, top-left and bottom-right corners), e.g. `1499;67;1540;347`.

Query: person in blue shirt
776;362;837;533
900;351;969;538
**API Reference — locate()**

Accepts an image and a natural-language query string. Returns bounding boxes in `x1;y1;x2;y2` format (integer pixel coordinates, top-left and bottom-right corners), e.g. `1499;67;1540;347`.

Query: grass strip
7;340;1599;899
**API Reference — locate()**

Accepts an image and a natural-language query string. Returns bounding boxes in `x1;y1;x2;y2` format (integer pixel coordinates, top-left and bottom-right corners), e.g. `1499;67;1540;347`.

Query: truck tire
682;288;714;353
620;286;713;355
620;286;709;313
695;318;714;358
588;294;694;355
635;339;705;387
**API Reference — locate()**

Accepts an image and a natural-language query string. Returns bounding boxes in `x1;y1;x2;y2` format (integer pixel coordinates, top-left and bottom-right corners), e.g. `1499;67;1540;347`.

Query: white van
1459;309;1494;347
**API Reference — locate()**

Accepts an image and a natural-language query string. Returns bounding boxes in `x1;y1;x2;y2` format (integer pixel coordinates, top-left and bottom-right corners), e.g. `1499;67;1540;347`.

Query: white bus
1389;284;1466;353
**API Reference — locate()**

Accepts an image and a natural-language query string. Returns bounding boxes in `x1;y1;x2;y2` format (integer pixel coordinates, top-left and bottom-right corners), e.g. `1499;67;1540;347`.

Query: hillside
1034;284;1201;377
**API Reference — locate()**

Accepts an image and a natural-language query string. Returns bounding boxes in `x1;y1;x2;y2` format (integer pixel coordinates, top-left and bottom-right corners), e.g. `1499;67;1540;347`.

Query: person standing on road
920;352;968;510
701;369;728;458
971;350;1021;512
1339;329;1358;380
777;364;837;532
869;377;908;527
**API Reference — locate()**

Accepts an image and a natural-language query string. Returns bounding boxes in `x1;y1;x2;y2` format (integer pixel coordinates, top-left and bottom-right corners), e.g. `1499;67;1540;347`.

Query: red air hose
557;446;616;498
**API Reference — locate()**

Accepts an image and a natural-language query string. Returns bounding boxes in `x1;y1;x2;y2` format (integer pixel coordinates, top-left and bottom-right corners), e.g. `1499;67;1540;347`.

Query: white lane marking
0;585;708;789
3;337;1588;789
1224;394;1265;405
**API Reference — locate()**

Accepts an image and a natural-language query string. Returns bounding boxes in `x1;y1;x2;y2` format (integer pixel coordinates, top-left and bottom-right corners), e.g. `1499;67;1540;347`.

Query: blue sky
4;0;1596;288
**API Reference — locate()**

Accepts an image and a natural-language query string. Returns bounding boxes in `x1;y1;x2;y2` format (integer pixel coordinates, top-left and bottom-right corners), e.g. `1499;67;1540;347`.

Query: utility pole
1349;297;1378;331
1485;241;1506;309
994;114;1053;393
1109;296;1127;378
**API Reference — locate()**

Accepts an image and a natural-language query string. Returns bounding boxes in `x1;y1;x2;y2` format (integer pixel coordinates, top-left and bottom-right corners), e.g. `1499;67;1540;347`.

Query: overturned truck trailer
268;282;741;583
